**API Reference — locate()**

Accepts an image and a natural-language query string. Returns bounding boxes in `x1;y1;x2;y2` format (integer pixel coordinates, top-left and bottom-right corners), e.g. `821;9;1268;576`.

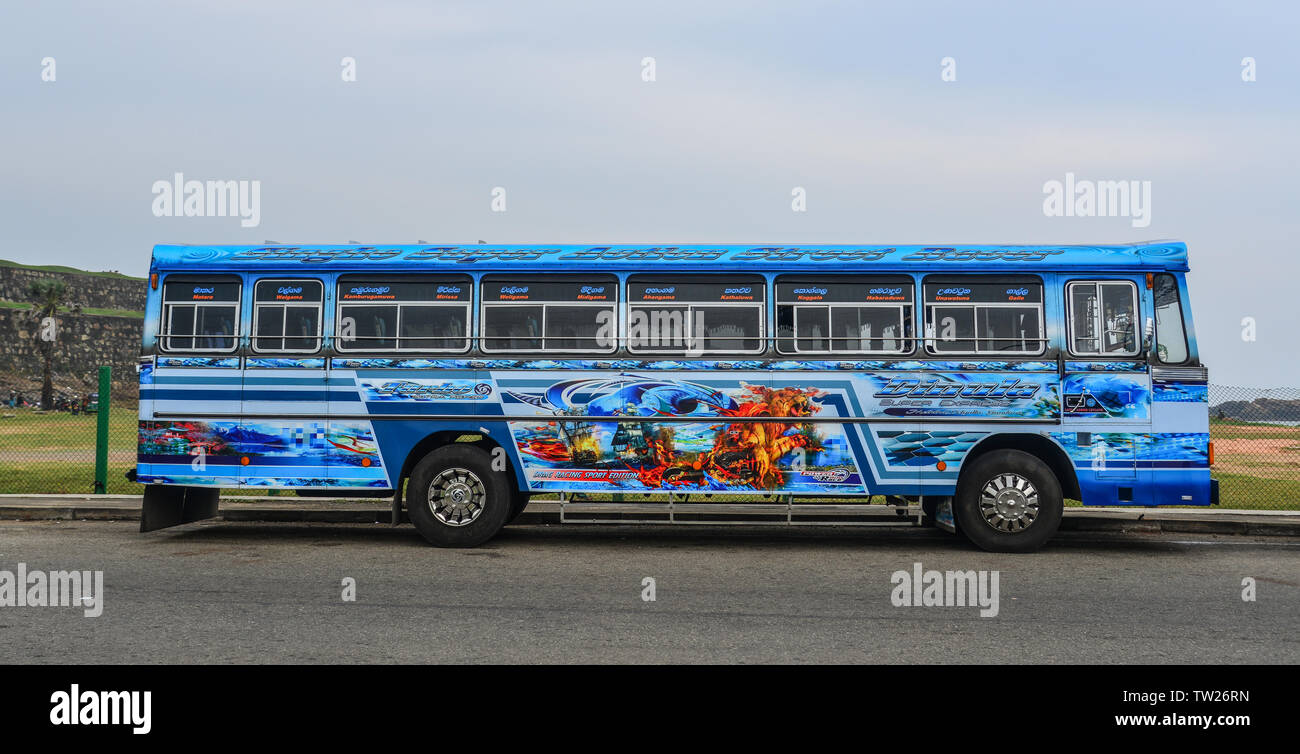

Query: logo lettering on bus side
371;380;493;400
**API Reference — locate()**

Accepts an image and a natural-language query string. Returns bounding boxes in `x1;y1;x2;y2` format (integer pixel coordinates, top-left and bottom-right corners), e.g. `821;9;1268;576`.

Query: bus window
253;280;323;352
481;278;616;353
1067;280;1138;356
923;276;1044;355
776;276;913;355
161;279;240;352
1153;273;1189;364
627;276;765;355
336;278;470;352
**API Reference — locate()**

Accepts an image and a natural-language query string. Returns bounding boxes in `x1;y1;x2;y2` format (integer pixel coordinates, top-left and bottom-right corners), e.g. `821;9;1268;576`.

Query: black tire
953;449;1062;553
920;496;941;526
506;487;531;525
406;445;511;547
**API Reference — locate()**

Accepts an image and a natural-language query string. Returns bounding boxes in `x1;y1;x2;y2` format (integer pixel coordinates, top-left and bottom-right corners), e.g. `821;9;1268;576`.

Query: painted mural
1061;373;1152;420
136;419;388;488
502;377;862;493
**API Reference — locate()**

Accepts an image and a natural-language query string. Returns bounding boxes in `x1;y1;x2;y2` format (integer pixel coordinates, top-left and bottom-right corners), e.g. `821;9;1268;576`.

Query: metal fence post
93;365;110;493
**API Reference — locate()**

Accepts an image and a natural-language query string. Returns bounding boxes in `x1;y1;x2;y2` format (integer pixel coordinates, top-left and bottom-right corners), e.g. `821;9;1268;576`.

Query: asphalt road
0;519;1296;663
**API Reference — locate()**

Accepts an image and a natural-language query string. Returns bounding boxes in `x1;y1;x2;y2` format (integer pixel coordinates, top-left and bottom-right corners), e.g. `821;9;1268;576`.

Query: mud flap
934;497;958;534
140;486;220;532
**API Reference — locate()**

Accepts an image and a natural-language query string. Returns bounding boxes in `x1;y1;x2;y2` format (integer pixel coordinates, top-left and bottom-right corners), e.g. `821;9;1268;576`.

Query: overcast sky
1;1;1296;386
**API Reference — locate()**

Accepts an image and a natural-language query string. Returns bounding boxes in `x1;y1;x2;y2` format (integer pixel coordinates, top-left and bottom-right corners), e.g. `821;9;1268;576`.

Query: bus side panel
340;361;505;491
1055;360;1151;504
237;358;390;490
857;365;1060;498
136;357;244;487
1052;428;1211;506
486;366;1060;497
1051;383;1211;507
1148;377;1212;506
497;369;868;495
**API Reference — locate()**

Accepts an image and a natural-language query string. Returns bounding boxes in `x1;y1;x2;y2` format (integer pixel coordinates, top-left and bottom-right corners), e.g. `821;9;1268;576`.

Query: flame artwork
509;377;857;492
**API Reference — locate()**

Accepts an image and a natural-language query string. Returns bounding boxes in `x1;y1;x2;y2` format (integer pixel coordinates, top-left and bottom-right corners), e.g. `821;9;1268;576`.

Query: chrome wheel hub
978;473;1040;532
428;468;486;527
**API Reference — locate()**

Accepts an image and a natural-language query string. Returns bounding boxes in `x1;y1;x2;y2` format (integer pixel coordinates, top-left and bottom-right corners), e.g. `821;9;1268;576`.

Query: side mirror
1142;316;1154;354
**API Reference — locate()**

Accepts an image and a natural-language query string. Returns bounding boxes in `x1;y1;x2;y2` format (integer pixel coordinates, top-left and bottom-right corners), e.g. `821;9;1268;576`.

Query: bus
134;241;1215;552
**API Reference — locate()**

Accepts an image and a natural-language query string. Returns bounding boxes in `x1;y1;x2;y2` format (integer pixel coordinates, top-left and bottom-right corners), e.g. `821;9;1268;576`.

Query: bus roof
149;241;1190;273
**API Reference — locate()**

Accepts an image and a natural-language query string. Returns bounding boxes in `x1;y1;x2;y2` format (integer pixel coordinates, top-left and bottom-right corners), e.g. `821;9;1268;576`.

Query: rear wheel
953;449;1062;553
406;445;511;547
507;488;531;524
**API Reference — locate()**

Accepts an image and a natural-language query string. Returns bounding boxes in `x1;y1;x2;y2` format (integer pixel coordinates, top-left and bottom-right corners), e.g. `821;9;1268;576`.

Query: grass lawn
0;406;142;494
1209;416;1300;440
1;406;1297;508
0;300;143;319
0;258;142;280
1210;472;1300;510
0;406;292;495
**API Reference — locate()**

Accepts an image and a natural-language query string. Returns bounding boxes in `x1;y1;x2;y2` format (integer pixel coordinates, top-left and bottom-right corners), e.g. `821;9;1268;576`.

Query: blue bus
134;242;1215;552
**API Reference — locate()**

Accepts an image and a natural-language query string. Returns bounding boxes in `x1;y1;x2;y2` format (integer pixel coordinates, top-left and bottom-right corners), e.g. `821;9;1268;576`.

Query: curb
1;496;1297;536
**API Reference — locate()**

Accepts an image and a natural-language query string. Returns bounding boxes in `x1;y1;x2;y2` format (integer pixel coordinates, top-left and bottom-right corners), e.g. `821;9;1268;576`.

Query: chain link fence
1207;384;1300;510
1;380;1298;509
0;396;140;495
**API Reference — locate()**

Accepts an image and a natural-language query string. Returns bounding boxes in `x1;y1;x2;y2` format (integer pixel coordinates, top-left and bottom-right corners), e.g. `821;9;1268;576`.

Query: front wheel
406;445;511;547
953;449;1063;553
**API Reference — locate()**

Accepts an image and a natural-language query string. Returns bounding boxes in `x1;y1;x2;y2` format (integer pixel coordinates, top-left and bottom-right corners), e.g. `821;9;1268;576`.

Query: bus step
557;501;910;525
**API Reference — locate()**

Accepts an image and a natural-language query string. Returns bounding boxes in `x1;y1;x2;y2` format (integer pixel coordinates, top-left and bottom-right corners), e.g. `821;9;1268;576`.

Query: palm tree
26;280;76;409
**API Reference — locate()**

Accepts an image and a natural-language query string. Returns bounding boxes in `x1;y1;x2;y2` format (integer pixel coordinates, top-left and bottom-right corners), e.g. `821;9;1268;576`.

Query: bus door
241;278;329;491
1146;272;1210;505
1060;277;1150;502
